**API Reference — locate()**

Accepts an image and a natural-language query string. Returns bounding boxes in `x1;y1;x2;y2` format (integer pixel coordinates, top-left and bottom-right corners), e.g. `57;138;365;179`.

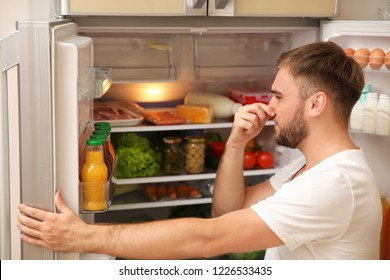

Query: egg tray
352;55;390;71
344;48;390;71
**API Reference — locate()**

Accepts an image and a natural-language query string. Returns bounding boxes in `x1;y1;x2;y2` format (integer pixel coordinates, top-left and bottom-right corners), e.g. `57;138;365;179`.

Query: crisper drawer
59;0;207;16
193;32;292;81
79;32;179;82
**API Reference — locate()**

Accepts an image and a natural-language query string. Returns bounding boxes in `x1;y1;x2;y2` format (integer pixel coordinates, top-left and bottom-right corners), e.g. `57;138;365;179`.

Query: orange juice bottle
91;130;112;178
81;138;108;211
94;122;115;169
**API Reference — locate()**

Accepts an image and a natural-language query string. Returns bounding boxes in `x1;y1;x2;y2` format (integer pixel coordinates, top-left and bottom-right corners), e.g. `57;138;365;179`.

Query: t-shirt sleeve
251;166;354;251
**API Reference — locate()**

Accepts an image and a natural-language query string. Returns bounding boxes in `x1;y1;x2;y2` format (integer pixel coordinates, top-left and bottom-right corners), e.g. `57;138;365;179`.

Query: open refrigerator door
52;22;114;260
17;20;113;260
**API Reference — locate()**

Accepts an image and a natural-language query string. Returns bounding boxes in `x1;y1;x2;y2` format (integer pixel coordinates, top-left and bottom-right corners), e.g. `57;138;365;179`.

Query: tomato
209;141;226;158
253;149;262;157
257;151;274;169
243;151;257;170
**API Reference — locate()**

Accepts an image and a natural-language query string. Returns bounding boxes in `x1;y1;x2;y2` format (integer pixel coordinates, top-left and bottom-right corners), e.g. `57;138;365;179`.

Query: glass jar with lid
162;137;182;175
185;136;206;174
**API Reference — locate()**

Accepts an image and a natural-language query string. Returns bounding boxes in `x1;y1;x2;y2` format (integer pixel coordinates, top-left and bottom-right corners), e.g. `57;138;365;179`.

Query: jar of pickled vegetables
162;137;182;175
185;136;206;174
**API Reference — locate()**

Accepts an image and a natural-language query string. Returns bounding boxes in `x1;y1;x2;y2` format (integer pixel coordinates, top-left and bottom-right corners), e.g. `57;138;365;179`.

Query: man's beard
275;105;309;149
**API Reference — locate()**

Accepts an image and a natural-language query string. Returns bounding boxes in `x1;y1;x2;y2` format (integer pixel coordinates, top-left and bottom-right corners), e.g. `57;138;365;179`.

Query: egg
353;48;370;68
385;51;390;71
369;48;385;70
344;48;355;57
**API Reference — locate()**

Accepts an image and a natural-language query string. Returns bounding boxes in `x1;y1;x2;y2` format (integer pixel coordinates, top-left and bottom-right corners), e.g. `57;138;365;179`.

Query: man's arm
18;191;283;259
212;103;275;217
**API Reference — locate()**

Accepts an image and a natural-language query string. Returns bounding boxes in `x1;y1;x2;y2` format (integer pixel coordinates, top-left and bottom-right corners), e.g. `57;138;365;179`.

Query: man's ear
307;91;327;117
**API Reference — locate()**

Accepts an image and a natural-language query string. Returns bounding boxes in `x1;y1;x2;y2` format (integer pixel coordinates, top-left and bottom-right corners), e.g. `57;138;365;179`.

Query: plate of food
94;101;144;127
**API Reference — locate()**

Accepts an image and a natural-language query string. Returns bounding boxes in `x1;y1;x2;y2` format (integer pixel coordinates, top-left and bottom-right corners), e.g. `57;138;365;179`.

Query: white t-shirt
251;149;382;260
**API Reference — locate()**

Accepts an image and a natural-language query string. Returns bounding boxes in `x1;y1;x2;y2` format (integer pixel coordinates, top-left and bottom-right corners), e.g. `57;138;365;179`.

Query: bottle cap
90;134;106;141
86;138;104;146
163;137;182;144
232;103;243;114
93;129;108;135
94;122;111;131
185;136;205;143
362;84;372;94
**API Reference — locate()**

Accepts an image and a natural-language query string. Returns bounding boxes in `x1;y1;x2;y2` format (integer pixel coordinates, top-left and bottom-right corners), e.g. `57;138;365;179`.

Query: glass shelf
109;197;213;211
113;167;278;185
110;120;274;133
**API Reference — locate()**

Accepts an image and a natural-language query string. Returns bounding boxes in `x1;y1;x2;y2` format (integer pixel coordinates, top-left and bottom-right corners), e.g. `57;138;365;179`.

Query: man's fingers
19;232;46;249
17;215;43;239
18;204;49;223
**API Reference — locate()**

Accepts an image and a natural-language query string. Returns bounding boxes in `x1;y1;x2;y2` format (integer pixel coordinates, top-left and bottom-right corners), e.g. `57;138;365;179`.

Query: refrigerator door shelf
79;177;115;214
78;67;112;99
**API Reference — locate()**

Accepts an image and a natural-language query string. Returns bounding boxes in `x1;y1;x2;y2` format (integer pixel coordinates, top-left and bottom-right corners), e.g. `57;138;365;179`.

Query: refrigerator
1;6;390;260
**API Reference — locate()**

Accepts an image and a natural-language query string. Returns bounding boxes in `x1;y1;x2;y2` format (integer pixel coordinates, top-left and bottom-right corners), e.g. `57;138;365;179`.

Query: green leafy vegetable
115;133;161;178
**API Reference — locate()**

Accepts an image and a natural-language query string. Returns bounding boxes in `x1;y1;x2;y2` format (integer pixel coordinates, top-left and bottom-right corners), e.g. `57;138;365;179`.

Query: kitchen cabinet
59;0;338;18
59;0;207;16
209;0;339;17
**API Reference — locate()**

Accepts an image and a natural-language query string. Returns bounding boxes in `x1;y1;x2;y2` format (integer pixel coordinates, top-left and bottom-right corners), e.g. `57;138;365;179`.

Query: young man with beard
17;41;382;260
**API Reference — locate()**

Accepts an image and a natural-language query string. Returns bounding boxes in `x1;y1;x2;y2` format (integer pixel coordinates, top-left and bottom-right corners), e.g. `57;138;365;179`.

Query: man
18;41;382;259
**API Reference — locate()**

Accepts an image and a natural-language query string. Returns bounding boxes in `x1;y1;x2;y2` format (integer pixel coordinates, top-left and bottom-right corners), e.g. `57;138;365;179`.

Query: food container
162;137;183;175
185;136;206;174
228;88;273;105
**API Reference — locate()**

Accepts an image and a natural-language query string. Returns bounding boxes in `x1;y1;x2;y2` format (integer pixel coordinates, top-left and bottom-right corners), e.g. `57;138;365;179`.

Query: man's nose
268;96;277;110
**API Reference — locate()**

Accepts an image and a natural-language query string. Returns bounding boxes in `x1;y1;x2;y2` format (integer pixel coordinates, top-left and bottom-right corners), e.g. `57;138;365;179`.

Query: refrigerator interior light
145;87;162;96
